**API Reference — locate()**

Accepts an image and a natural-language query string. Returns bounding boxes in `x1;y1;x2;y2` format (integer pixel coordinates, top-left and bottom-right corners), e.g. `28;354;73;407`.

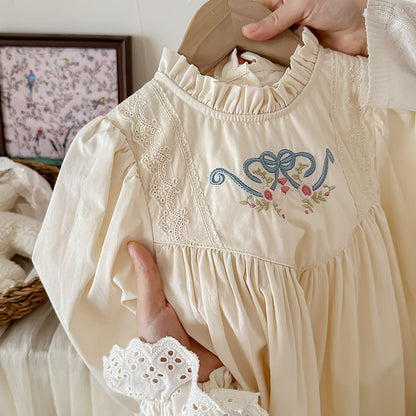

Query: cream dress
33;27;416;415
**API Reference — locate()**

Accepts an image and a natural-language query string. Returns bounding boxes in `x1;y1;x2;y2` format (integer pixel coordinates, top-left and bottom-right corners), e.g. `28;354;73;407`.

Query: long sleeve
103;337;268;416
32;115;154;410
362;0;416;397
363;2;416;326
363;0;416;110
362;0;416;339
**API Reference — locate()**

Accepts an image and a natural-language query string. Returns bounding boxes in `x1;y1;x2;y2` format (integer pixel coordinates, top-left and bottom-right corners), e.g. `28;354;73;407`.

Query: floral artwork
210;148;336;218
0;46;119;161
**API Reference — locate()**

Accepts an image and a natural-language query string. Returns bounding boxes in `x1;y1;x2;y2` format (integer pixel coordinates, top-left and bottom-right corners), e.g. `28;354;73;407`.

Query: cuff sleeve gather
103;337;268;415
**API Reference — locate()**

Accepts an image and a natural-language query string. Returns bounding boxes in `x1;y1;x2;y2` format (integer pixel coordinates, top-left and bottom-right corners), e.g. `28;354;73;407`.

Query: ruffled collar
157;27;320;115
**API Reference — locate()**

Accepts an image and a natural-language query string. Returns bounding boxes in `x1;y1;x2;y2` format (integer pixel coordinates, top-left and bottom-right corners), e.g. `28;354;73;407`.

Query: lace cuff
103;337;268;415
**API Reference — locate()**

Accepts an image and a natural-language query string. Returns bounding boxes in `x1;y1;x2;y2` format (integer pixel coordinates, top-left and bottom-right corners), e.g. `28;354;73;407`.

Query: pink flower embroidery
281;185;290;195
214;150;336;219
264;189;273;201
299;183;313;199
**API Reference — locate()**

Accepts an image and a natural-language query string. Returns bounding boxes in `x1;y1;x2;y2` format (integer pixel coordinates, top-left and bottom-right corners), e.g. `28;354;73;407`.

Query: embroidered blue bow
210;148;334;198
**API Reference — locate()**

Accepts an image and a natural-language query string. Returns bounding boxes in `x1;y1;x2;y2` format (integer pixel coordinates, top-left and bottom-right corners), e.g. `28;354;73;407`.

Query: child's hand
128;241;223;382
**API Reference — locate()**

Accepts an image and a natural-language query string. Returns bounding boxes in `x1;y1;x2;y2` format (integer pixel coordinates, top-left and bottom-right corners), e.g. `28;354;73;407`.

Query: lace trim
347;63;377;206
209;390;269;416
330;52;378;218
103;337;268;416
149;80;223;249
118;91;190;245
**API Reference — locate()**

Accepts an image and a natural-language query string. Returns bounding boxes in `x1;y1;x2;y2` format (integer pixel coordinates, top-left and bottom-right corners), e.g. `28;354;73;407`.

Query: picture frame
0;33;132;164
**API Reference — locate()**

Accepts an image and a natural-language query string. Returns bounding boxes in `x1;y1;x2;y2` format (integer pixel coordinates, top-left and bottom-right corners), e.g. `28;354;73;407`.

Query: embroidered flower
241;195;285;218
281;185;290;195
264;189;273;201
212;148;336;218
299;183;313;199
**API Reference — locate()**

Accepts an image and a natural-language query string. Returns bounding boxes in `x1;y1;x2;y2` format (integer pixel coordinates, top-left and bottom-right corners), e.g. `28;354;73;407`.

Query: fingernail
128;242;148;271
243;22;260;32
127;242;137;259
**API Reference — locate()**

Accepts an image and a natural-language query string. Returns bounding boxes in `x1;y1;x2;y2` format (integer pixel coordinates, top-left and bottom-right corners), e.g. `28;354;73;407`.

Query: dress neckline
156;27;321;116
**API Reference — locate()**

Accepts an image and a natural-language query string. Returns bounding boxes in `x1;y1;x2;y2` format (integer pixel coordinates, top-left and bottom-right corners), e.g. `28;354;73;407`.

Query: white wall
0;0;206;91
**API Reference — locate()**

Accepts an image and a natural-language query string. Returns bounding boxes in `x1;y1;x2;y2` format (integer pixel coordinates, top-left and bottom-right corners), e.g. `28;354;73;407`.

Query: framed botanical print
0;34;132;164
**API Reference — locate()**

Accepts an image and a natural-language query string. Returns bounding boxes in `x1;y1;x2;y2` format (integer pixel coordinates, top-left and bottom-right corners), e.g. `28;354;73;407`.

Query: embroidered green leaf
240;201;249;205
253;168;267;181
272;202;282;214
323;184;336;191
302;204;313;212
266;176;274;185
256;198;270;212
295;163;310;179
292;173;301;182
312;191;327;203
302;199;314;210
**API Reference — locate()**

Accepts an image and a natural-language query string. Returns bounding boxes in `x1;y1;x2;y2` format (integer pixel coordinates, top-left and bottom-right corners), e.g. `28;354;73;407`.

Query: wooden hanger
178;0;303;74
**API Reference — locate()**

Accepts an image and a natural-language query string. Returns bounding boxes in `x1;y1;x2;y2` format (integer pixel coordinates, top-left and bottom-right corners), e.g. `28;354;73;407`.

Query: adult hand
242;0;368;56
128;241;223;382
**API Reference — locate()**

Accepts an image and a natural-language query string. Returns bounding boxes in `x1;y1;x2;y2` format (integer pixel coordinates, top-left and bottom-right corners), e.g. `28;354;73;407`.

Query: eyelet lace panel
330;51;379;219
118;90;190;245
103;337;268;415
208;390;269;416
149;80;223;249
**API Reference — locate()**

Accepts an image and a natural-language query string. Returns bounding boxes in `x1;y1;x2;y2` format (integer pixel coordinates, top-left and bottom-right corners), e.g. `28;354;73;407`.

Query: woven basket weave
0;160;59;326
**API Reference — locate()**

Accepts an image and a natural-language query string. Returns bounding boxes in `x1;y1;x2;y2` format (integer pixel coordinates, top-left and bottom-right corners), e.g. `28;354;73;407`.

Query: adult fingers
255;0;284;12
242;2;303;41
127;241;166;317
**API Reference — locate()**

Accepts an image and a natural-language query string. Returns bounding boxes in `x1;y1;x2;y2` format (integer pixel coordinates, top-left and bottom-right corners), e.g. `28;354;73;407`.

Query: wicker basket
0;160;59;326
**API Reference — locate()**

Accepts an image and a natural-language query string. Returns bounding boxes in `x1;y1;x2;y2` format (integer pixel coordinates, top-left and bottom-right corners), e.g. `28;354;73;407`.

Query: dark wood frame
0;33;132;158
